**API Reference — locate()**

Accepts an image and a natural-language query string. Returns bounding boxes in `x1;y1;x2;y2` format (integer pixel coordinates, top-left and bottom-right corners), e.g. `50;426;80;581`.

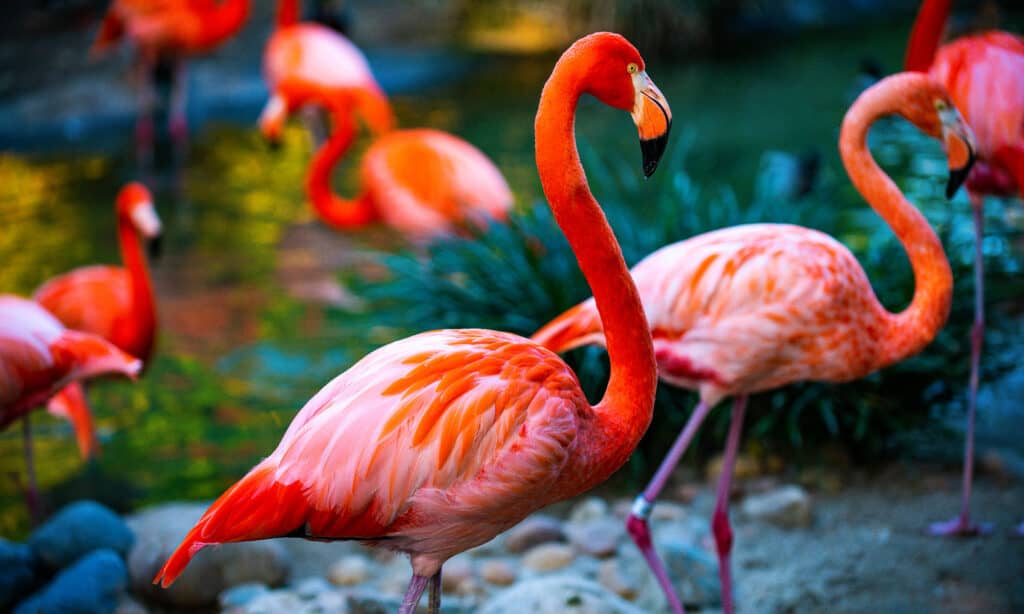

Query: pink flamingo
904;0;1024;537
92;0;251;162
34;183;162;459
1;295;142;519
153;32;672;614
533;72;976;613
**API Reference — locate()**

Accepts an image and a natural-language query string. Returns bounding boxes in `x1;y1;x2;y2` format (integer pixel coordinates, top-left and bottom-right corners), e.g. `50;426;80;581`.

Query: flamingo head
259;94;290;146
117;182;163;258
569;32;672;177
900;77;977;198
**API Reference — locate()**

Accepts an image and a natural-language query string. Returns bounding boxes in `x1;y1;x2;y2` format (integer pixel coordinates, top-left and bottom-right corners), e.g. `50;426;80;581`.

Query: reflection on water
0;20;1018;537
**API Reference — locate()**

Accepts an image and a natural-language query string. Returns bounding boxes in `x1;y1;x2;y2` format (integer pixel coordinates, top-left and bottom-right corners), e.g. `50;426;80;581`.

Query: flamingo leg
134;56;157;168
626;399;716;614
22;415;41;525
398;573;430;614
711;395;747;614
169;58;190;162
299;105;330;149
428;570;442;614
930;192;992;537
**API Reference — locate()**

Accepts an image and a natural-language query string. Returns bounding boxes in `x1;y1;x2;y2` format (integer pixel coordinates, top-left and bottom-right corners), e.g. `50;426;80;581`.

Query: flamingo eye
627;62;639;74
934;99;949;112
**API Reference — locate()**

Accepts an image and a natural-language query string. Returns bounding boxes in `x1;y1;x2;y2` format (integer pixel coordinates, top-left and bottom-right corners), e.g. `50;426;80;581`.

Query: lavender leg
398;574;430;614
930;193;992;536
711;395;747;614
428;570;442;614
626;399;717;614
134;57;157;169
169;58;190;163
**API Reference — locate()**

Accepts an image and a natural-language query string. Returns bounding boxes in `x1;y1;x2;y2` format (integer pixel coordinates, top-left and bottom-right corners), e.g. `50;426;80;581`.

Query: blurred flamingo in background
260;0;513;238
904;0;1024;536
34;183;162;459
92;0;251;163
533;73;976;613
1;295;142;521
153;32;671;614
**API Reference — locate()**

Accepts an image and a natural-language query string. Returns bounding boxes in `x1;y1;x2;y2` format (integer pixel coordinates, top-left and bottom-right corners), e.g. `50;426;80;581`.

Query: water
0;19;1020;537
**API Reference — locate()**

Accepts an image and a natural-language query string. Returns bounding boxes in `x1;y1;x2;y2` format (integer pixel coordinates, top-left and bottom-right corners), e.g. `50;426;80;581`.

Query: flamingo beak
259;94;287;148
631;71;672;177
940;107;976;198
131;201;163;260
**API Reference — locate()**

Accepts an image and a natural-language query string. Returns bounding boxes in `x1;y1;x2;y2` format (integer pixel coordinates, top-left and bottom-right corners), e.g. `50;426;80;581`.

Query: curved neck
117;214;156;361
904;0;950;72
839;76;952;365
200;0;250;46
535;63;657;487
276;0;300;28
306;111;377;228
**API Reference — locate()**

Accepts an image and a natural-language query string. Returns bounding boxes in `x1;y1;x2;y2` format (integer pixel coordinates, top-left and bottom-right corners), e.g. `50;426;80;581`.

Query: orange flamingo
904;0;1024;537
93;0;251;161
533;72;976;613
33;183;162;459
153;32;671;613
259;1;513;238
1;295;142;519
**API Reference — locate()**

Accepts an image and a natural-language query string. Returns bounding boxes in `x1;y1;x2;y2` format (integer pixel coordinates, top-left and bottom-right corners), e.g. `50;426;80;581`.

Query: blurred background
0;0;1021;577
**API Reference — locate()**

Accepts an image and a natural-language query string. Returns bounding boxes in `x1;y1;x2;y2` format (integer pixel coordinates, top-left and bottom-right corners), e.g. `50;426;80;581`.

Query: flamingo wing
34;266;132;345
363;129;514;236
155;328;587;585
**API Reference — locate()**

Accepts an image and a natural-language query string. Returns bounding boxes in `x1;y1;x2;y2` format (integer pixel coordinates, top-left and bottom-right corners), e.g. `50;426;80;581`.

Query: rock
441;554;474;593
294;576;332;599
597;558;644;600
706;452;762;482
219;583;270;609
114;594;149;614
15;548;127;614
479;575;647;614
522;543;575;572
347;590;401;614
626;535;721;611
568;498;608;524
504;515;566;554
567;518;624;558
29;501;134;570
125;503;291;607
0;539;40;611
328;555;371;586
739;485;813;528
238;590;306;614
479;559;517;586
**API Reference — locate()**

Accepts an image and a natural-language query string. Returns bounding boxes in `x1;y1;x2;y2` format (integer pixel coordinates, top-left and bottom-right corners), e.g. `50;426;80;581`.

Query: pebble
0;540;39;611
598;558;644;600
568;497;609;524
706;452;762;482
739;485;813;528
294;576;332;599
479;575;647;614
114;594;149;614
328;555;371;586
504;514;566;554
29;500;134;570
14;548;128;614
219;582;270;610
522;543;575;572
441;554;474;593
567;517;624;558
627;536;722;611
479;559;517;586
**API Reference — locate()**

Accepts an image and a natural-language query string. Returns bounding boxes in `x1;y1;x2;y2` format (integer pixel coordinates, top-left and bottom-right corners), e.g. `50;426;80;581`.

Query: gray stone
238;590;306;614
479;559;517;586
479;575;647;614
0;539;40;611
598;558;644;600
504;514;566;554
14;548;127;614
567;517;624;558
294;576;332;599
327;555;372;586
626;535;721;611
29;501;134;570
219;582;270;609
522;543;575;572
441;554;474;593
568;498;609;524
125;503;291;607
739;485;813;528
113;594;149;614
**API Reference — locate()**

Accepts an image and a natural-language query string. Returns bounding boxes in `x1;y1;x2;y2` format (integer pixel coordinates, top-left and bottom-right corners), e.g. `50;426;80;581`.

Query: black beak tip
148;235;163;261
640;127;671;178
945;150;976;199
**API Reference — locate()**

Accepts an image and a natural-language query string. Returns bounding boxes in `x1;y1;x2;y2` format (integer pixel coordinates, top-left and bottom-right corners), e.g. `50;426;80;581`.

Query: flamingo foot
928;515;993;537
626;498;686;614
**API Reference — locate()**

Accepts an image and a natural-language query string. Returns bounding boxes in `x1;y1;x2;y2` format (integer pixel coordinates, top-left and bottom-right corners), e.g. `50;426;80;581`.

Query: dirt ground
713;463;1024;613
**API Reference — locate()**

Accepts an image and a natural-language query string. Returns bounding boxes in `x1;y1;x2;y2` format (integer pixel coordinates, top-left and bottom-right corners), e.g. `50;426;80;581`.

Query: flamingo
259;1;513;238
533;72;976;614
33;182;162;459
1;295;142;519
152;32;672;614
92;0;251;162
904;0;1024;537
